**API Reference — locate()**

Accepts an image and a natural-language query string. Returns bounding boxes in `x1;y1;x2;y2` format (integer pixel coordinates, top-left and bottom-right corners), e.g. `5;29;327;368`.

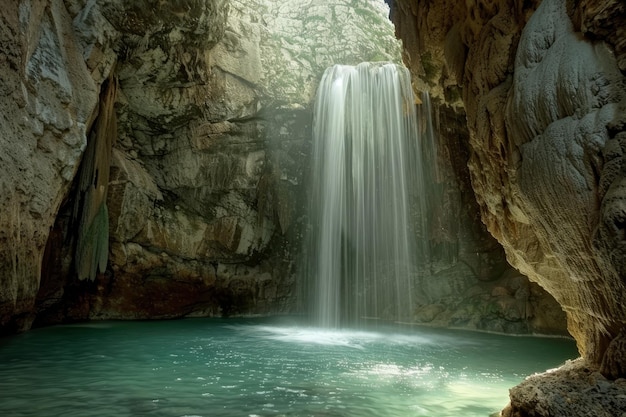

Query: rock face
505;0;626;366
413;98;566;335
387;0;626;413
0;0;99;333
2;0;565;338
2;0;405;328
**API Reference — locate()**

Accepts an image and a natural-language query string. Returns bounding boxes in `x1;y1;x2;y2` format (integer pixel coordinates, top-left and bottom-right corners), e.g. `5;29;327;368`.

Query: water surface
0;317;577;416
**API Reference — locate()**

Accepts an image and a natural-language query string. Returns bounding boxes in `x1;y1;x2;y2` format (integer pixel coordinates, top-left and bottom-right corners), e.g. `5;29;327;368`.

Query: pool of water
0;317;577;417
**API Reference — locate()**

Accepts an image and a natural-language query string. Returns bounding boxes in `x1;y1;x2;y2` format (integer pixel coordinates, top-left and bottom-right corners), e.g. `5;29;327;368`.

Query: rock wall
0;0;99;333
387;0;626;413
413;98;566;335
506;0;626;366
382;0;566;335
1;0;568;337
1;0;404;329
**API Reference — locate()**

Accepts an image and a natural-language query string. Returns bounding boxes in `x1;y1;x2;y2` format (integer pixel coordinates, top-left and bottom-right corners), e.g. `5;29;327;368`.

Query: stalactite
73;74;118;281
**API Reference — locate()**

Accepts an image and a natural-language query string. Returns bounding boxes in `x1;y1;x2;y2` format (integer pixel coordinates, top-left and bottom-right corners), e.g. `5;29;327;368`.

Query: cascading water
306;62;428;327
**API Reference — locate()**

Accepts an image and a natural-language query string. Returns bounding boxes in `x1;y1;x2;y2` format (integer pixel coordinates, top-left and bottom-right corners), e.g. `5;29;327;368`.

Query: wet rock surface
387;0;626;414
502;359;626;417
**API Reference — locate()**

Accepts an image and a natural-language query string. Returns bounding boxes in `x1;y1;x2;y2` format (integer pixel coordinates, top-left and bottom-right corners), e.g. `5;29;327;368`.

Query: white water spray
306;62;427;327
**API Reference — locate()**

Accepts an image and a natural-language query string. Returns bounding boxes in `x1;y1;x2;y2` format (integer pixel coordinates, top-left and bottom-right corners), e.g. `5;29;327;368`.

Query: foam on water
228;324;445;349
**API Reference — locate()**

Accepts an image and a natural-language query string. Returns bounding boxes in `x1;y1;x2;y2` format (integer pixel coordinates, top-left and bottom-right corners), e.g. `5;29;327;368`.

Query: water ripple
0;318;577;417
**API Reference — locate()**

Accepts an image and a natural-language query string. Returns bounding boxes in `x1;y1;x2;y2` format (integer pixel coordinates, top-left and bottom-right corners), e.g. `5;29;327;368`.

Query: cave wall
0;0;100;333
414;98;566;335
1;0;405;329
386;0;626;373
0;0;570;336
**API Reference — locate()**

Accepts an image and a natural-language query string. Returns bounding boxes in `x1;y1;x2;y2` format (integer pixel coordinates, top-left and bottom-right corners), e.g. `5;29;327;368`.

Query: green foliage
420;52;438;84
444;85;462;103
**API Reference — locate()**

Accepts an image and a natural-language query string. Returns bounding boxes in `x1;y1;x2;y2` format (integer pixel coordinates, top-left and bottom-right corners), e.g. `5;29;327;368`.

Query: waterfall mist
304;62;429;327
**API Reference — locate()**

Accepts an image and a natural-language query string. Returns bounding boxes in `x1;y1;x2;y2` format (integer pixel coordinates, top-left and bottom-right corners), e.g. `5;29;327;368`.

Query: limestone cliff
387;0;626;413
0;0;99;333
1;0;404;329
2;0;566;338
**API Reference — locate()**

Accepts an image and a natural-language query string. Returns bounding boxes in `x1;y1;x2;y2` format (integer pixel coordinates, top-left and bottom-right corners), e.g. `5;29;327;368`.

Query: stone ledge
502;358;626;417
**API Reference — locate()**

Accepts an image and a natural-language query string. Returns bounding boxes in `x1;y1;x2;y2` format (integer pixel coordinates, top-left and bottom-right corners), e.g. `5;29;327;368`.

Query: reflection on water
0;317;577;417
231;325;440;348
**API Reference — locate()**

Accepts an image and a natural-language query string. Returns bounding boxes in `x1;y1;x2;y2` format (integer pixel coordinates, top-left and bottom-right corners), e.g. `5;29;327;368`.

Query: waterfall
306;62;427;327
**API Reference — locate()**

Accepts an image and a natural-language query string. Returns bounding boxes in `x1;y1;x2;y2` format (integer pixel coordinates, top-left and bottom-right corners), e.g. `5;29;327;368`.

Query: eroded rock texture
389;0;626;362
2;0;567;338
2;0;403;327
387;0;626;413
382;0;567;336
507;0;626;367
413;99;566;335
0;0;99;333
502;359;626;417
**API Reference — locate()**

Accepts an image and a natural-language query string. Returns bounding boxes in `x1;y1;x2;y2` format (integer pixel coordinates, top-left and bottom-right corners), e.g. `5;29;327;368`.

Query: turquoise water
0;318;577;417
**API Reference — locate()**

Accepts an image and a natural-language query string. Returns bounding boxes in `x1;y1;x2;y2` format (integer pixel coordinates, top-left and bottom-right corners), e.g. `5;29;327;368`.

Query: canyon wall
1;0;565;337
387;0;626;413
0;0;101;332
1;0;405;330
412;98;566;335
